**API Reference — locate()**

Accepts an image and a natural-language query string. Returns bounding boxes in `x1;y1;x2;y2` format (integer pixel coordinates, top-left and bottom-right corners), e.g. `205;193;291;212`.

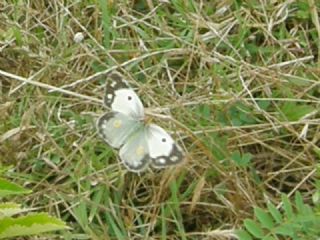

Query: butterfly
96;71;184;172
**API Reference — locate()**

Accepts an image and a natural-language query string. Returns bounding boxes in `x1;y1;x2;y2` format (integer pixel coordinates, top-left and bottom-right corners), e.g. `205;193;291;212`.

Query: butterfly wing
100;72;183;171
104;72;144;120
146;124;184;168
119;128;150;172
96;111;142;148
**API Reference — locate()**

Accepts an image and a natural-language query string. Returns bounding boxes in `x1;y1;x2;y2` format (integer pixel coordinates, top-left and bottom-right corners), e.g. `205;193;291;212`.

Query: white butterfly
96;72;184;172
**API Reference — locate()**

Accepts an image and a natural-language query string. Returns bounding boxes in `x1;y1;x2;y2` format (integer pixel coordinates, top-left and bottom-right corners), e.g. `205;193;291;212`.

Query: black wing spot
128;96;132;101
162;138;166;143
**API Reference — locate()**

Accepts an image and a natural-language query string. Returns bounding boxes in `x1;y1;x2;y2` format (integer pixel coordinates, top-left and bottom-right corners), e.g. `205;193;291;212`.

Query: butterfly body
97;72;184;172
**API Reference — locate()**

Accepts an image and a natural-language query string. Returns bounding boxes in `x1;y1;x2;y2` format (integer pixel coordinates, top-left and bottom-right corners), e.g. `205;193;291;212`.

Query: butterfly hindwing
119;128;150;172
96;111;142;149
104;72;144;119
146;124;184;168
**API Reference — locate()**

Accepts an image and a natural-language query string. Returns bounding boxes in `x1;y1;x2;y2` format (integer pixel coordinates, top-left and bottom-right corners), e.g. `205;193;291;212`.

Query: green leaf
244;219;264;238
281;194;294;219
12;27;23;46
257;100;271;111
228;103;257;126
295;1;311;19
294;213;319;223
267;202;282;223
275;224;294;237
294;191;306;214
0;203;30;219
0;178;31;197
313;146;320;159
236;229;253;240
312;190;320;204
261;236;276;240
0;213;68;239
0;166;13;175
194;104;212;127
254;207;274;229
231;151;252;167
279;102;314;121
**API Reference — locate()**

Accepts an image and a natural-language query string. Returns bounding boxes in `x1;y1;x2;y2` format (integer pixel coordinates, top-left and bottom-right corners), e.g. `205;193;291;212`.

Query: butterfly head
143;115;154;126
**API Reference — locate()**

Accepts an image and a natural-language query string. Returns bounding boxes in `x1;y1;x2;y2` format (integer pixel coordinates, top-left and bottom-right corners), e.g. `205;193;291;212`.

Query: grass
0;0;319;239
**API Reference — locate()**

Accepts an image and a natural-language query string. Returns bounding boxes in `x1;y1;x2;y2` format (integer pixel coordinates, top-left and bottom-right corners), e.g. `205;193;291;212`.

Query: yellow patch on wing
136;146;145;156
113;120;122;128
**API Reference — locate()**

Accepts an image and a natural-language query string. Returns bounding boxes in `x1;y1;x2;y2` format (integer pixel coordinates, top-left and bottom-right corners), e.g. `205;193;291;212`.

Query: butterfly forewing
104;72;144;119
119;128;150;172
146;124;184;168
104;72;129;107
97;111;142;148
